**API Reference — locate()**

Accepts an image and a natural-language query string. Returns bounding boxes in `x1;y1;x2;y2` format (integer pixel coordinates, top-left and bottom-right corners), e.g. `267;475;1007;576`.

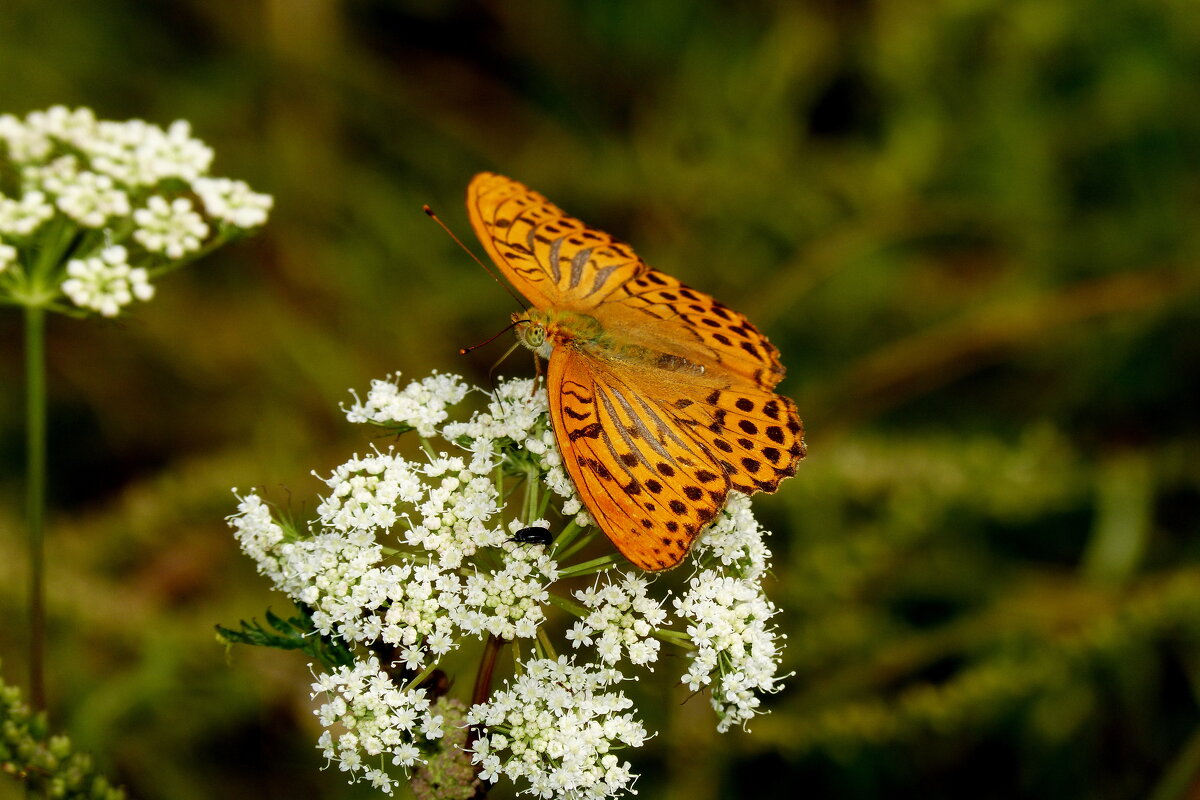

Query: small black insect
508;527;554;546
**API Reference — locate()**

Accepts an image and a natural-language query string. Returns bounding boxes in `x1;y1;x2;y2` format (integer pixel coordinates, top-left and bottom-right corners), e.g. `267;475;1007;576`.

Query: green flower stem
405;662;440;692
554;530;602;566
549;518;583;556
23;305;46;711
546;593;589;619
523;468;539;524
144;229;238;279
556;553;622;578
536;626;557;660
652;628;696;651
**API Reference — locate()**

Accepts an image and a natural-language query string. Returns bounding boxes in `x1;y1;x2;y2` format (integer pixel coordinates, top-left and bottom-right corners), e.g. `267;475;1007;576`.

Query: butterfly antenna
424;204;529;311
459;319;523;356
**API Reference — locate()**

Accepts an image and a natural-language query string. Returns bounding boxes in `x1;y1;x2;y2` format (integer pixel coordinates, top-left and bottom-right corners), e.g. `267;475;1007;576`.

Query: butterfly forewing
598;267;787;390
468;172;648;311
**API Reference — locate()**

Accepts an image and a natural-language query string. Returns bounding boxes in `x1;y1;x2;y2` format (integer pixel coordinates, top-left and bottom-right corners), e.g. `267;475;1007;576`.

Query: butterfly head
512;310;555;359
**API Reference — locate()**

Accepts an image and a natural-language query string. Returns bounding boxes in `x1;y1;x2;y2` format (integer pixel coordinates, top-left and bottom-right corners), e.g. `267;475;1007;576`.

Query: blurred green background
1;0;1199;798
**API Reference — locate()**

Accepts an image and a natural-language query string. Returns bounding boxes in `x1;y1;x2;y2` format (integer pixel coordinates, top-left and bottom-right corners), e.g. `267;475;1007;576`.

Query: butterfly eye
520;323;547;349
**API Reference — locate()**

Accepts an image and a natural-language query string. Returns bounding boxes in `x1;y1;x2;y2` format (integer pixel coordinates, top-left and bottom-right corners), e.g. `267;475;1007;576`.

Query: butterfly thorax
513;308;707;377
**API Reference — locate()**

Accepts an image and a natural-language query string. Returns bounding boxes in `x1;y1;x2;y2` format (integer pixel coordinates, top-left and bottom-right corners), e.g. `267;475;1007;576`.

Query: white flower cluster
0;190;54;236
441;376;587;522
0;242;17;273
44;163;131;228
570;573;667;667
193;177;273;228
467;657;646;800
133;195;208;258
691;492;773;580
61;245;154;317
457;538;558;640
312;656;446;795
346;372;470;437
229;371;788;798
403;454;505;560
0;105;271;317
228;493;294;592
315;450;423;534
674;570;785;732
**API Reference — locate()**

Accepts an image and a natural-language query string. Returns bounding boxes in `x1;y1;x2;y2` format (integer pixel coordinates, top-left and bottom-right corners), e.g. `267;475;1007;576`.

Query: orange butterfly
467;173;805;571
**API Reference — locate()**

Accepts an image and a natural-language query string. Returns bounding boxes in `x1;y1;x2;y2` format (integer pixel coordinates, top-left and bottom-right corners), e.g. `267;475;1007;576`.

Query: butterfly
467;172;805;571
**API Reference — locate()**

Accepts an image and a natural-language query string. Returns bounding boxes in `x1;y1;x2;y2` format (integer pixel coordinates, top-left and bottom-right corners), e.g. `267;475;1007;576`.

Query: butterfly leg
530;351;543;397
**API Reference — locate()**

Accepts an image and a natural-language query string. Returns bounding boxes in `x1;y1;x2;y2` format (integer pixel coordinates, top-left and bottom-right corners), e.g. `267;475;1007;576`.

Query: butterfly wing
547;346;729;571
596;266;788;391
467;172;650;311
548;343;805;571
469;173;787;390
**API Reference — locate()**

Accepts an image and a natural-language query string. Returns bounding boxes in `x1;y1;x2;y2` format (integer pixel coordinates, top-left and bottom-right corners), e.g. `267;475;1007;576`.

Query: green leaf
215;605;355;668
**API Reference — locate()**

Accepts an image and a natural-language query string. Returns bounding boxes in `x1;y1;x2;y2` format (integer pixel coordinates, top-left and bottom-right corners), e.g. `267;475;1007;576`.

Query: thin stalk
471;634;504;709
535;626;557;660
468;632;506;794
24;305;46;710
550;519;583;555
523;468;539;524
554;529;597;563
556;553;623;578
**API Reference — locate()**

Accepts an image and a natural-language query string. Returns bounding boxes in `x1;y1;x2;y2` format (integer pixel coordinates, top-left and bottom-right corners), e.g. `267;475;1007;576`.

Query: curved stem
472;634;504;709
466;635;506;800
557;553;623;578
24;305;46;710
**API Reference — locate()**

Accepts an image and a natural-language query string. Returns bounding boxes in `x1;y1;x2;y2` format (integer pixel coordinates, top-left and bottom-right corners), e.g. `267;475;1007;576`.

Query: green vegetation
1;1;1197;798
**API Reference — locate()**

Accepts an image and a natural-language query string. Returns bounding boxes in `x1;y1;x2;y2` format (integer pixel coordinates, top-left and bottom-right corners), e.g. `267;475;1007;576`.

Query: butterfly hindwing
675;387;806;494
547;348;731;571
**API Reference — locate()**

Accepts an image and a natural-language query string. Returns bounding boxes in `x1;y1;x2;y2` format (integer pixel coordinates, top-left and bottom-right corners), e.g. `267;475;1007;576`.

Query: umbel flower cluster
0;105;271;316
228;372;787;799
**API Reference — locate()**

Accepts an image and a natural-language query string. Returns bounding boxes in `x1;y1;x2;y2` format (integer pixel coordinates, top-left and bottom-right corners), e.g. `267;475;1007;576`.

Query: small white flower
133;195;209;258
345;372;470;437
467;657;644;800
311;657;443;794
60;245;154;317
0;191;55;237
53;170;131;228
674;569;785;732
0;242;16;273
193;176;274;228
